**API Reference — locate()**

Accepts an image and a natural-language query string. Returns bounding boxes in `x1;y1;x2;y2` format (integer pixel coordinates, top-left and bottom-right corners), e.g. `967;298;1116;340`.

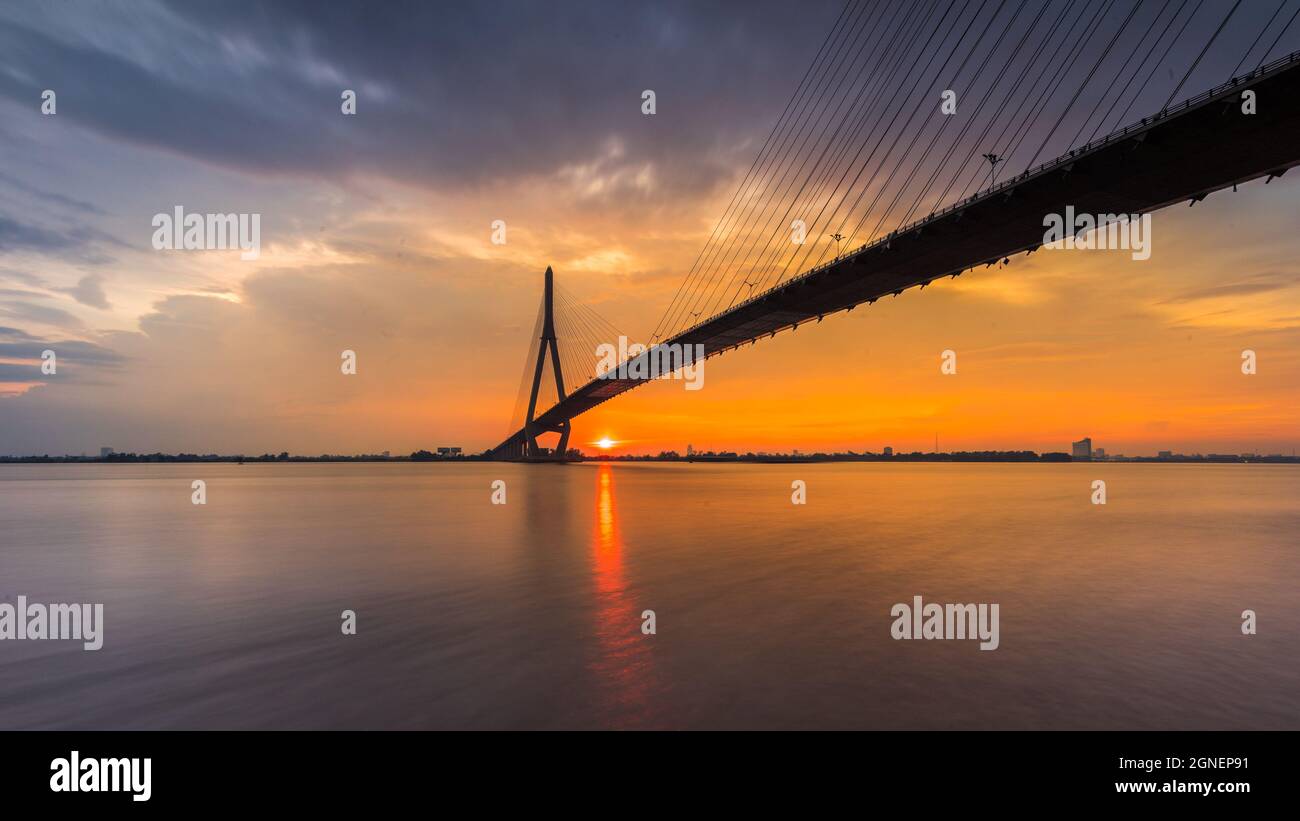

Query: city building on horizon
1071;438;1092;461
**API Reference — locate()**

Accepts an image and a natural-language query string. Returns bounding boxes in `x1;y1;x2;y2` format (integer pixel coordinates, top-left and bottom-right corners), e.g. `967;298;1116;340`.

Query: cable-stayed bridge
491;0;1300;460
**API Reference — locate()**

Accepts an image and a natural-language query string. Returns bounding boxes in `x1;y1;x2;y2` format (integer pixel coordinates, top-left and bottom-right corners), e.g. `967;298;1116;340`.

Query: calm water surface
0;462;1296;729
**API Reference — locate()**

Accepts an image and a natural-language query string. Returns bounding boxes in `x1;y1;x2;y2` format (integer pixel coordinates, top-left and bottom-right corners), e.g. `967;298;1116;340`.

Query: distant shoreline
2;451;1296;465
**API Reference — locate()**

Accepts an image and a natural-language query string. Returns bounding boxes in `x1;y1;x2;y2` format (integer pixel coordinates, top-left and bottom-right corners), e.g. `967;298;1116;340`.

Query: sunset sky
1;0;1298;457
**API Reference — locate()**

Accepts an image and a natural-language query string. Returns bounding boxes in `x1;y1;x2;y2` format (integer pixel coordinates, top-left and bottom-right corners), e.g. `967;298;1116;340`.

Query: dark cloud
0;214;76;253
0;214;117;264
0;337;123;364
0;335;123;384
0;171;103;215
0;362;40;383
0;0;842;201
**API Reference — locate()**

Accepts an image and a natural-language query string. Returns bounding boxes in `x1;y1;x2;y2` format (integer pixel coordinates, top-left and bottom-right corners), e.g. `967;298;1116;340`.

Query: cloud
0;0;842;202
0;214;76;253
0;362;40;383
57;273;111;309
0;334;123;395
0;287;49;299
1158;271;1300;304
0;325;38;340
0;268;45;287
0;214;118;264
0;300;84;328
1;0;1296;457
0;171;103;215
0;254;541;453
0;338;124;365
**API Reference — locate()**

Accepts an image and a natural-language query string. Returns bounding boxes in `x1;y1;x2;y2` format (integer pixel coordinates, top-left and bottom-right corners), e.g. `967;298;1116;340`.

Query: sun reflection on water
589;464;655;725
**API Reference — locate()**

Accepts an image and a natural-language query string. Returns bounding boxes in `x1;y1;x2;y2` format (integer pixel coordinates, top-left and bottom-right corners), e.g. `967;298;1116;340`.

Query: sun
596;437;615;449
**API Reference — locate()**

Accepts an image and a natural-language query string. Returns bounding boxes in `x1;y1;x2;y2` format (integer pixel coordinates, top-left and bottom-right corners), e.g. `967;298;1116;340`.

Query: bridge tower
522;266;571;460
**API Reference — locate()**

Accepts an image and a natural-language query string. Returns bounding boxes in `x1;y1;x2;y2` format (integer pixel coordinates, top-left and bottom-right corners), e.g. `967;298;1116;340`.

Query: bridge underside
491;54;1300;459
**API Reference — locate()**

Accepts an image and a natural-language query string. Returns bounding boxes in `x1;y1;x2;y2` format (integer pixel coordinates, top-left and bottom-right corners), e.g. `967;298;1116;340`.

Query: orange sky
1;151;1298;458
568;178;1300;457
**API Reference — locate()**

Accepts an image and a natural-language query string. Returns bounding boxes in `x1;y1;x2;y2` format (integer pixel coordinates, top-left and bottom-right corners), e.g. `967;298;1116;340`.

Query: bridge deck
492;51;1300;457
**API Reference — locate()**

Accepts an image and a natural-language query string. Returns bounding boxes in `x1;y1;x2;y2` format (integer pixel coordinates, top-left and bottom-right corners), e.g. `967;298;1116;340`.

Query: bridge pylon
505;266;571;461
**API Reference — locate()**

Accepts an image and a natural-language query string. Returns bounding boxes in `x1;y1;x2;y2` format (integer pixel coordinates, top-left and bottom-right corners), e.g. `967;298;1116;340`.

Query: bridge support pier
520;266;573;461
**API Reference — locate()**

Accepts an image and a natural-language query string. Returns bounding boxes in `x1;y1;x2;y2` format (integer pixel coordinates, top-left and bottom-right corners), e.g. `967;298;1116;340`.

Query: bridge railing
892;48;1300;237
680;49;1300;336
